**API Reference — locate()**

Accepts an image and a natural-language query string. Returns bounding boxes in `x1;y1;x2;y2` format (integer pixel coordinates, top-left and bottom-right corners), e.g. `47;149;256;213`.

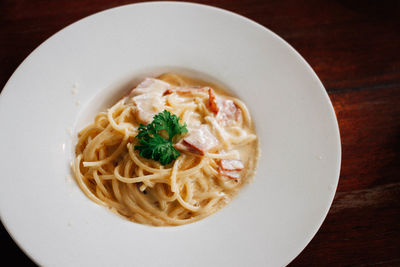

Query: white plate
0;2;341;266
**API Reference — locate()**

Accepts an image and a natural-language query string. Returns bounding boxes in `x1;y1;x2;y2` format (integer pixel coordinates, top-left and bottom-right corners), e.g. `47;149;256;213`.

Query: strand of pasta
93;169;111;198
76;125;104;154
154;183;176;202
158;73;186;86
206;150;240;160
107;100;137;136
83;132;128;167
127;144;171;174
204;115;231;149
73;154;107;206
120;184;165;226
127;183;192;225
170;157;180;193
114;165;168;184
175;192;200;212
82;125;114;160
128;143;206;178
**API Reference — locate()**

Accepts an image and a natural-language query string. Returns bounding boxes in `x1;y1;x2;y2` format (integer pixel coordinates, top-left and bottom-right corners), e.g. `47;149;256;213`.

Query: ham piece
218;159;244;180
125;78;170;124
218;169;241;180
128;78;170;98
174;125;219;155
219;159;244;171
208;88;241;126
163;87;207;96
216;99;241;126
208;88;219;114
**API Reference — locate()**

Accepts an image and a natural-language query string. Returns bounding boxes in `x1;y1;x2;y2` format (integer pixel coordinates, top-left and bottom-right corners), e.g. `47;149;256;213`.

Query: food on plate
73;73;259;226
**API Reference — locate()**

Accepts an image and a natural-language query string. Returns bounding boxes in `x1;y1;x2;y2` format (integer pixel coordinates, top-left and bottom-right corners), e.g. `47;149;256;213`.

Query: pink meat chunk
219;159;244;171
128;78;170;98
125;78;170;124
218;159;243;180
208;88;219;114
164;86;207;96
218;168;241;180
216;99;242;126
174;125;219;155
131;94;165;124
206;88;242;125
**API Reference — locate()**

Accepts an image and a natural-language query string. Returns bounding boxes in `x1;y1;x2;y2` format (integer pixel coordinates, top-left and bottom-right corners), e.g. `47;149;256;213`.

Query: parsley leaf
152;110;188;141
134;110;187;165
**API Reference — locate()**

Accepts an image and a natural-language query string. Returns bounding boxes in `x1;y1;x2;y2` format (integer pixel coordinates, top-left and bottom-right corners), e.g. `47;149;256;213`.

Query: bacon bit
131;94;165;124
206;88;241;125
218;159;243;180
163;88;174;95
218;167;241;180
219;159;244;171
208;88;219;114
124;78;170;124
174;141;200;155
216;99;242;126
164;87;207;96
127;78;170;99
174;125;219;155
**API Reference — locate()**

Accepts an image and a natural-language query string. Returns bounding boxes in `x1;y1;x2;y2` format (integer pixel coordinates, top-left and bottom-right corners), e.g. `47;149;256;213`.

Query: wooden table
1;0;399;266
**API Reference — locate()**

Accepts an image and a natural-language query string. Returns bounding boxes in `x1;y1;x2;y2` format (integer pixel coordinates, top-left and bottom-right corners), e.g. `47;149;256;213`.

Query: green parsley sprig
134;110;188;165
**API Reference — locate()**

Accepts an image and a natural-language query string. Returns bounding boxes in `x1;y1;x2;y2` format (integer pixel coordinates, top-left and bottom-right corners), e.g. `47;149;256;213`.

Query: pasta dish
73;73;259;226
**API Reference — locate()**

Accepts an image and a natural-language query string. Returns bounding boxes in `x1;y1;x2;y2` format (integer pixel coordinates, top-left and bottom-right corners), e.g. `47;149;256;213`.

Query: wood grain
1;0;399;266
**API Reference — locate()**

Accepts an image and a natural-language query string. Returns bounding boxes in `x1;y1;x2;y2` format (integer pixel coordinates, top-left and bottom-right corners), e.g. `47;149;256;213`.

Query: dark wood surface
1;0;399;266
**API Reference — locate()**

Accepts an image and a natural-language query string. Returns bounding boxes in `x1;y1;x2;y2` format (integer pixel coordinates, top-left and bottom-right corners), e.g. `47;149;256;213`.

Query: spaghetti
73;73;259;226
